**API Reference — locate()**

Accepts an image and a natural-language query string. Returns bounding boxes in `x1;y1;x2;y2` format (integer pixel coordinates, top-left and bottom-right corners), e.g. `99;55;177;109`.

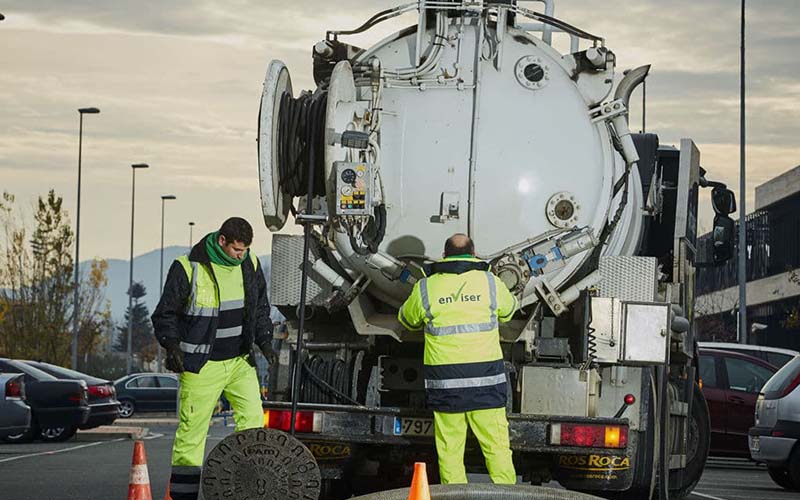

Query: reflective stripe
486;272;497;324
219;298;244;311
499;295;518;321
189;262;199;311
398;305;416;330
179;341;211;354
169;482;200;493
186;305;217;317
215;326;242;339
425;321;498;336
171;465;201;475
419;278;434;323
425;373;507;390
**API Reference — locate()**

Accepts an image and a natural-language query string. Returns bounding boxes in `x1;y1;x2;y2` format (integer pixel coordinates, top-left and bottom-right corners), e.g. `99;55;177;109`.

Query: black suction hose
352;484;605;500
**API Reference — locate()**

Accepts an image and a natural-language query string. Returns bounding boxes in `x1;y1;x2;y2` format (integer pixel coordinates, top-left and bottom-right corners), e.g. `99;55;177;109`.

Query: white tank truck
233;1;738;499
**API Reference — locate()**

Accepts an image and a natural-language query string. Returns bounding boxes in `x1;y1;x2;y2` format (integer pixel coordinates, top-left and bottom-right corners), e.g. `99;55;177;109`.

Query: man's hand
258;341;278;367
164;339;185;373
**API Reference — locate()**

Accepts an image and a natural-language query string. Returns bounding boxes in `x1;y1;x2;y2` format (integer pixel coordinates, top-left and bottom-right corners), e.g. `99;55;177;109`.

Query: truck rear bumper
262;401;638;491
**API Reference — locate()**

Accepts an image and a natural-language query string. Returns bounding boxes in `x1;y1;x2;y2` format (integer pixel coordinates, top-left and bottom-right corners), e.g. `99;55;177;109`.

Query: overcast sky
0;0;798;260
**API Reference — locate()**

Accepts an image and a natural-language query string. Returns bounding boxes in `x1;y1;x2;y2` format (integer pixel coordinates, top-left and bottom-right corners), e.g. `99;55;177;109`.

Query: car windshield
761;355;800;399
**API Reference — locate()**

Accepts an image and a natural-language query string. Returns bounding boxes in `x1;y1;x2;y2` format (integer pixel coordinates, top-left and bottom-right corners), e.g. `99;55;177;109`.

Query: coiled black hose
301;355;358;405
277;90;328;200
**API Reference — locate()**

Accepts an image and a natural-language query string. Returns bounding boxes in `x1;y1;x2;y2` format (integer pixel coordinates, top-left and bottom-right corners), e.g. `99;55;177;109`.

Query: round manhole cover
202;427;321;500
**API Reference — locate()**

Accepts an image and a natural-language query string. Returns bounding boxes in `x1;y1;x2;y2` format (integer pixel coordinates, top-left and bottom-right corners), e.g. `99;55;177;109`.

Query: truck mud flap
552;448;635;492
202;428;321;500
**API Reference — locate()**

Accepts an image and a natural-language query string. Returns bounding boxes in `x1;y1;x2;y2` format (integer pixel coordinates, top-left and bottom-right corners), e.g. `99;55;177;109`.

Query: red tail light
5;379;24;400
68;388;88;403
88;385;112;398
780;372;800;398
550;423;628;449
264;410;322;433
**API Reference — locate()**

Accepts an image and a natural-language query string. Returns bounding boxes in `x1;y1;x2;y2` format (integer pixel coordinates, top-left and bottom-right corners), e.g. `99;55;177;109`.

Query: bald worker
398;233;518;484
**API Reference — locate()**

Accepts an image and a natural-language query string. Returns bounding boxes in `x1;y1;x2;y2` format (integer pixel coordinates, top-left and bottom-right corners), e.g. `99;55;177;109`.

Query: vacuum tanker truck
250;1;738;498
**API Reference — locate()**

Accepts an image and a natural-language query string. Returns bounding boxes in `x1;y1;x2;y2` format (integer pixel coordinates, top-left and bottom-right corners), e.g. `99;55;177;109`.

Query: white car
749;354;800;490
698;342;799;369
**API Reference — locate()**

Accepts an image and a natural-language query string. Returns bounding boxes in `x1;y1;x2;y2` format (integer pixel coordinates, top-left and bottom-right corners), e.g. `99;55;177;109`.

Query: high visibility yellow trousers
169;355;264;500
433;407;516;484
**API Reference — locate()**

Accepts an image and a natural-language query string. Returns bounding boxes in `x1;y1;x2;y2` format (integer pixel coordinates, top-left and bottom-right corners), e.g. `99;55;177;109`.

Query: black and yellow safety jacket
151;234;273;373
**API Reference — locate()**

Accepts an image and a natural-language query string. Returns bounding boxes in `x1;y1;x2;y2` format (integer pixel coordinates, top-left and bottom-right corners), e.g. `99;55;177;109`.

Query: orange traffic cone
127;440;153;500
408;462;431;500
163;480;173;500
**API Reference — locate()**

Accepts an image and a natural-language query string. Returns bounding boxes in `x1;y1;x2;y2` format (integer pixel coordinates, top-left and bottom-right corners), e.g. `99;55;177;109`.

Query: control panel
335;161;372;216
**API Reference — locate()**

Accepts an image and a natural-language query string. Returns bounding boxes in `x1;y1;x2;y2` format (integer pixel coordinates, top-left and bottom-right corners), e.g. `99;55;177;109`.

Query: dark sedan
699;348;778;457
22;361;120;429
0;358;90;442
114;373;178;418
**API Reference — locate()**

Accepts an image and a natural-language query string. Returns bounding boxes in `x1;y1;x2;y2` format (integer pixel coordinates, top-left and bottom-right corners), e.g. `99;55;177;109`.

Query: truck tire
667;383;710;499
351;484;605;499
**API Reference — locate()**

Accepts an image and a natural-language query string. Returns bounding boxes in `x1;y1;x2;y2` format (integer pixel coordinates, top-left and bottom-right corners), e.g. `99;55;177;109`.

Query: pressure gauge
341;168;357;184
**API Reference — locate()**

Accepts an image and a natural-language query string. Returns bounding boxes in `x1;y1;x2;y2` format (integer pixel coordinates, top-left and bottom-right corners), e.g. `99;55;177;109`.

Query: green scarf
205;232;248;267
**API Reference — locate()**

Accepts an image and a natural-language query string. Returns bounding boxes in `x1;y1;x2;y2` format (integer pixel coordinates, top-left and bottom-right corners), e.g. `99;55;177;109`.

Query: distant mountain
89;246;271;322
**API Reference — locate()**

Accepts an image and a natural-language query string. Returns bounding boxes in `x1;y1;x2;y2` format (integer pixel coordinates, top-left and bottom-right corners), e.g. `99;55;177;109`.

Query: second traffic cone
408;462;431;500
127;440;153;500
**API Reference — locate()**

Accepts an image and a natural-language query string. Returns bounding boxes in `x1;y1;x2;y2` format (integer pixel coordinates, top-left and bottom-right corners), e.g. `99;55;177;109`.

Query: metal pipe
467;12;486;238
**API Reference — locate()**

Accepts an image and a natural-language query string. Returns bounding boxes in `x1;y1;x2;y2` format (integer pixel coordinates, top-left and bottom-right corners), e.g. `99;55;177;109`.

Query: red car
699;348;778;457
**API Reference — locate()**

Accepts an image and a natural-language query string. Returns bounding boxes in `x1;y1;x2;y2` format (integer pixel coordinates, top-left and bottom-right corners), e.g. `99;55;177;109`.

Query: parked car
0;358;90;443
699;341;799;369
21;361;120;429
698;348;778;457
749;354;800;490
0;373;31;440
114;373;179;418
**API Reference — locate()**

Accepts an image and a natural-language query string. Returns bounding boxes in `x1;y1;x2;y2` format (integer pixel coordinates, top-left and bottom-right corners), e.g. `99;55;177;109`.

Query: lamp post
127;163;149;374
72;107;100;370
189;221;195;247
157;195;177;372
738;0;748;344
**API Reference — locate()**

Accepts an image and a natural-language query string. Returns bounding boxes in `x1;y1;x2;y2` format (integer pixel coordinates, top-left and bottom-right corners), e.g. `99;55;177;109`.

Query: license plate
751;436;760;452
394;417;434;437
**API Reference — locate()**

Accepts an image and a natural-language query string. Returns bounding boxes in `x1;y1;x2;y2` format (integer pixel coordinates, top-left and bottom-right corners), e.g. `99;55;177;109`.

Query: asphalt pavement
0;420;795;500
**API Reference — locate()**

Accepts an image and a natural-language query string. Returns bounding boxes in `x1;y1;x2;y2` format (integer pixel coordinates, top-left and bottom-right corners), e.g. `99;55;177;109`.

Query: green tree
114;281;157;369
0;190;110;367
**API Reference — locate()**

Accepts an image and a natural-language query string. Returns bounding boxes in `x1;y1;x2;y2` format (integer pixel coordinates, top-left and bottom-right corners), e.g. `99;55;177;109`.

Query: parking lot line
0;438;126;464
692;492;729;500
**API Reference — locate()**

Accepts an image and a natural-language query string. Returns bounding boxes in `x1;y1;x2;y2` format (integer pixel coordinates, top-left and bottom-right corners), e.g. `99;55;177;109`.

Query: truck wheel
667;383;710;499
767;466;798;490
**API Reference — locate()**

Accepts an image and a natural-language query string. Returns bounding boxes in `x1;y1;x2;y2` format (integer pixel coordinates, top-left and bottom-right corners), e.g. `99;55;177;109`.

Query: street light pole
128;163;149;375
157;195;177;372
189;221;195;248
738;0;748;344
72;107;100;370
